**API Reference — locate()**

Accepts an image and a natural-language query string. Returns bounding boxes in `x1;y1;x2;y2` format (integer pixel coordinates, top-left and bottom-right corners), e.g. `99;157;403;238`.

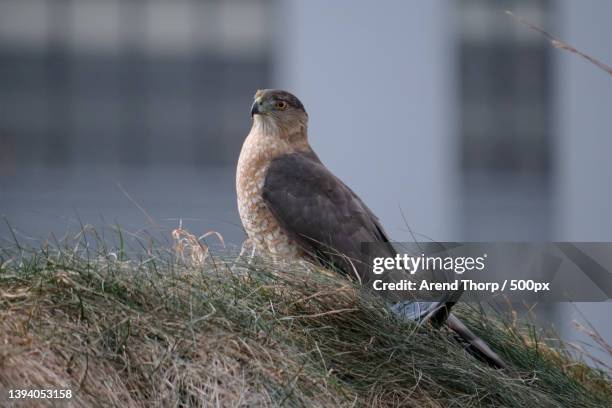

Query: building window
457;0;553;240
458;0;552;174
0;0;273;168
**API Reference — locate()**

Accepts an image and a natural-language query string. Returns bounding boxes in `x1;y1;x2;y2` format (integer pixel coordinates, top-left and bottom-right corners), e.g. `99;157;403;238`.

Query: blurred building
0;0;272;168
1;0;611;365
458;0;553;241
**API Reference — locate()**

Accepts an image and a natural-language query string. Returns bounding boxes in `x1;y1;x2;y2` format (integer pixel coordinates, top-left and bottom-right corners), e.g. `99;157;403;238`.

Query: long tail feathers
391;300;508;370
446;314;508;370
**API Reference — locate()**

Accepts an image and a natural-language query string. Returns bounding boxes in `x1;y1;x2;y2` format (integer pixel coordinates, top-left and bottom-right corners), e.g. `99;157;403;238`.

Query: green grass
0;226;610;407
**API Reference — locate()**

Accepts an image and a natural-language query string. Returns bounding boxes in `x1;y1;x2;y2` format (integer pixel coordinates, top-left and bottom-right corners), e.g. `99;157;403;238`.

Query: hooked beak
250;100;261;117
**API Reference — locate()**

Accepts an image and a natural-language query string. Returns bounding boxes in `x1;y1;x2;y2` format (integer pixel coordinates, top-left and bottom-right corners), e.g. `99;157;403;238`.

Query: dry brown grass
0;227;610;407
506;10;612;76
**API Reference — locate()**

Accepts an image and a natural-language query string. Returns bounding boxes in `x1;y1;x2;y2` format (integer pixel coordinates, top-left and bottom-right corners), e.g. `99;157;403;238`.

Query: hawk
236;89;506;369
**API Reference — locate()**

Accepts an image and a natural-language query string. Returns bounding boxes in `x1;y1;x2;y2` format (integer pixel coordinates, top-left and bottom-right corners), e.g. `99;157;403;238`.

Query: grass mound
0;228;610;407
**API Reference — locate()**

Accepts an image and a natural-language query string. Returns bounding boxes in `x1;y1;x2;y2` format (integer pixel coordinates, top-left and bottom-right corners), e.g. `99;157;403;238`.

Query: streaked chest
236;129;300;257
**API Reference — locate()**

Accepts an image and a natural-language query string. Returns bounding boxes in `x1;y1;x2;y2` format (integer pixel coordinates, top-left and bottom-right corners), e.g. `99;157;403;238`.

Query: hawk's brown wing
261;151;508;368
262;151;394;281
263;151;455;323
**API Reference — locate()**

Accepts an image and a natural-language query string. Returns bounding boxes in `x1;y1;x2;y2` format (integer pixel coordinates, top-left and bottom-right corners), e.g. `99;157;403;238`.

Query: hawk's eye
275;101;288;110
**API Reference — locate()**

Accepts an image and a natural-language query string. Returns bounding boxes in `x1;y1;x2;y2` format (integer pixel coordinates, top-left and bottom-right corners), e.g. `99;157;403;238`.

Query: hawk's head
250;89;308;135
